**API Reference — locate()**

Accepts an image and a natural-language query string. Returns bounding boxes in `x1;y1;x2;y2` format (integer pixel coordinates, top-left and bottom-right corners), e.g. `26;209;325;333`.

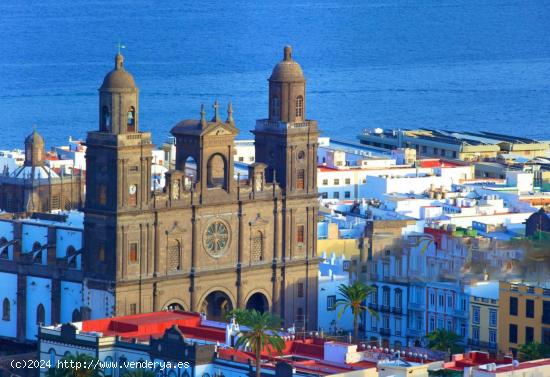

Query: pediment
249;216;269;227
202;121;237;137
165;221;187;235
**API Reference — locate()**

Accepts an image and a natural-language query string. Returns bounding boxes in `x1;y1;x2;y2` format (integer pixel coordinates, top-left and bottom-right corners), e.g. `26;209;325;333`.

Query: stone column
237;204;244;308
16;275;27;342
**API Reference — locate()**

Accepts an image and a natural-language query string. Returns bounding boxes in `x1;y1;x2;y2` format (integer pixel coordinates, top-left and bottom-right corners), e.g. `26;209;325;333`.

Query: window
489;329;497;344
452;151;457;158
510;297;518;316
371;286;378;305
395;289;402;309
101;106;111;131
526;326;534;343
2;298;9;321
382;315;390;329
36;304;45;325
509;324;518;343
129;243;138;263
429;292;435;306
461;323;466;337
238;156;244;162
334;179;340;185
344;191;351;198
297;283;304;298
371;316;377;330
429;317;435;332
440;149;446;157
251;231;263;262
296;169;305;190
99;185;107;206
128;184;137;206
295;96;303;117
472;326;480;341
473;306;480;324
422;146;427;153
345;178;351;185
272;96;280;117
297;307;303;318
489;309;497;327
296;225;304;244
439;294;444;307
461;298;467;311
327;295;336;311
343;261;350;271
333;192;339;199
395;258;402;276
382;287;390;306
526;299;534;318
321;192;328;199
434;148;439;154
52;195;60;209
127;106;136;132
72;309;81;322
395;318;402;336
447;295;453;308
322;179;328;186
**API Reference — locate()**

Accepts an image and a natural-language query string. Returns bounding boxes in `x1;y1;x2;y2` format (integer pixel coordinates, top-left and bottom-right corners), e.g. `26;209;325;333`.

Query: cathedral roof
171;102;237;136
100;53;137;90
269;46;305;82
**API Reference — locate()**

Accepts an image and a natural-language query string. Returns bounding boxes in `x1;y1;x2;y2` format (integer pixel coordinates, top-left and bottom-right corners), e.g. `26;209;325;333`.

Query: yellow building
466;281;499;354
498;281;550;357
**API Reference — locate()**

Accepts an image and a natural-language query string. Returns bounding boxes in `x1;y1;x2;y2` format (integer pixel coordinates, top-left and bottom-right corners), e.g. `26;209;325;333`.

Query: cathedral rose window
204;221;229;257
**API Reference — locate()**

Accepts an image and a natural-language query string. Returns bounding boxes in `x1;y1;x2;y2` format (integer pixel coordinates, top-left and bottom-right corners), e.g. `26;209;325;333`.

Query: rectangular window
434;147;439;154
422;146;427;153
238;156;244;162
510;297;518;316
509;324;518;344
52;195;60;208
297;283;304;298
383;315;390;329
430;292;435;306
439;294;444;307
322;179;328;186
129;303;137;315
461;323;466;337
473;306;480;324
99;185;107;206
429;317;435;332
447;295;453;308
297;307;303;318
321;192;328;199
334;179;339;185
333;192;339;199
296;170;305;190
395;318;402;336
526;326;534;343
526;299;535;318
344;191;351;198
472;326;480;340
345;178;351;185
489;329;497;344
327;295;336;311
371;316;377;331
395;258;401;276
343;261;350;271
489;309;497;327
296;225;305;244
129;243;138;263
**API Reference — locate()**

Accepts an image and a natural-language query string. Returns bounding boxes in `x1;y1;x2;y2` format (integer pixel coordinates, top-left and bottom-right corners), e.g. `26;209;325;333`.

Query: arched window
66;246;77;269
49;349;56;366
2;298;10;321
272;96;280;117
71;309;81;322
127;106;136;132
101;106;111;132
394;289;402;309
167;240;181;271
36;303;45;325
207;154;226;189
0;237;8;259
251;231;263;262
295;96;303;118
104;356;113;377
32;241;42;264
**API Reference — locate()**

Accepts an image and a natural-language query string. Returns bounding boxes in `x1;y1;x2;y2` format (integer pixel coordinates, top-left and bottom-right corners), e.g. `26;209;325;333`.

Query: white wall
0;272;18;338
56;228;82;269
84;286;115;319
27;276;52;340
22;223;49;265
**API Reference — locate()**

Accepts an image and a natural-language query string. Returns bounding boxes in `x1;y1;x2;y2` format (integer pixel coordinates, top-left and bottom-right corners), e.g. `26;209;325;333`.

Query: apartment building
498;282;550;357
466;282;500;354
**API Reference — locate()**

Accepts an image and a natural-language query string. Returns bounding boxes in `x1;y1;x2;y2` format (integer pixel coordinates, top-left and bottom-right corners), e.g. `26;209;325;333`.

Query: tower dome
100;53;136;90
269;46;305;82
24;128;45;167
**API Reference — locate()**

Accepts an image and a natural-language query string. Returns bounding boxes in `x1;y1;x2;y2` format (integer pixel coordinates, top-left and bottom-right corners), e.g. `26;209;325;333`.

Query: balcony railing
407;328;424;337
380;305;391;313
379;328;391;336
392;307;403;314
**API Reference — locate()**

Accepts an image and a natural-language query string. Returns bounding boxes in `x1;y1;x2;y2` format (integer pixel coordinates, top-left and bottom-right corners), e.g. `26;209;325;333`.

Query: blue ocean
1;0;549;149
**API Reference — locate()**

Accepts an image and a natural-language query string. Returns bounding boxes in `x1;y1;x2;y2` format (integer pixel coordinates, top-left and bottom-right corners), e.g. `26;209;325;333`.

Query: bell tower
253;46;319;196
84;53;153;283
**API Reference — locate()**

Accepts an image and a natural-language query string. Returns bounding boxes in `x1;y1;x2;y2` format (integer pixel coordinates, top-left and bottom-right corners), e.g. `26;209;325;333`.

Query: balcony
379;328;391;336
468;339;497;350
407;328;424;337
380;305;391;313
408;302;424;311
392;307;403;314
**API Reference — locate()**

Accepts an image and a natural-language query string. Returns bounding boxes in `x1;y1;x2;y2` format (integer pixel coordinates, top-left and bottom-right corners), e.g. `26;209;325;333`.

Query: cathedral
83;46;320;329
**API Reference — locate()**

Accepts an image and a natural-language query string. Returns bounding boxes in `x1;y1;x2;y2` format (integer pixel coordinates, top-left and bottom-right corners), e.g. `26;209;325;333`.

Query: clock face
129;184;137;195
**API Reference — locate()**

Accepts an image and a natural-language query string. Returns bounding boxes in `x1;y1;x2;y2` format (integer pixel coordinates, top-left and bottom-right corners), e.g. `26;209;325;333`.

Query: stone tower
84;53;153;284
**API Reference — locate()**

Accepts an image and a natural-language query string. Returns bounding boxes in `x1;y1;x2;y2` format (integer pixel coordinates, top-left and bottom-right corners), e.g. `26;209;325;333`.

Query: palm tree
46;353;104;377
519;342;550;361
427;329;464;355
334;281;377;342
122;370;156;377
226;308;253;324
234;309;286;377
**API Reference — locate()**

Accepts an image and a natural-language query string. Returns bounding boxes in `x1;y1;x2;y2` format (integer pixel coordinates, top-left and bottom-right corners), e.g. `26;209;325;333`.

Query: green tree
234;309;286;377
46;353;104;377
334;281;377;342
519;342;550;361
426;329;464;355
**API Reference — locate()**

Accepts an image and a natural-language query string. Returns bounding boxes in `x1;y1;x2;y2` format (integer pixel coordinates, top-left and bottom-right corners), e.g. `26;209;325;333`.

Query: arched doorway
200;291;233;321
206;154;226;188
246;292;269;313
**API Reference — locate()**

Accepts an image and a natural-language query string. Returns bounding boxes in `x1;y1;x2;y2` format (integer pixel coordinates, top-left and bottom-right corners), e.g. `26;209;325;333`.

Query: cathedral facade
83;47;319;329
